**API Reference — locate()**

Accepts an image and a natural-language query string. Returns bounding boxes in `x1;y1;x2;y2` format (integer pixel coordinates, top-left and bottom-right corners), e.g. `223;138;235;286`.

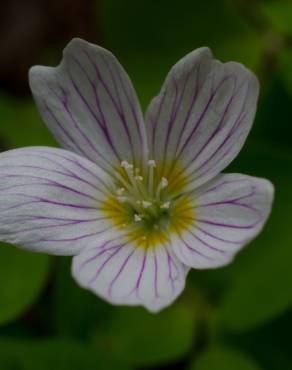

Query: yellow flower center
102;160;195;248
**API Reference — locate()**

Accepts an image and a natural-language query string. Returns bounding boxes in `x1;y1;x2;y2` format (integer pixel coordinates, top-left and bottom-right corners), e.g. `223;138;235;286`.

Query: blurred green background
0;0;292;369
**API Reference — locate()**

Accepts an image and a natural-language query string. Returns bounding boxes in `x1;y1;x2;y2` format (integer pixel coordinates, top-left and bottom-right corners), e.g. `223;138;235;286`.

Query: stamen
117;196;127;203
114;171;134;194
142;201;152;209
156;177;169;201
134;214;142;222
121;161;133;170
161;177;168;188
148;160;156;196
120;161;144;199
117;195;143;212
148;160;156;168
116;187;125;195
160;201;171;209
112;160;179;239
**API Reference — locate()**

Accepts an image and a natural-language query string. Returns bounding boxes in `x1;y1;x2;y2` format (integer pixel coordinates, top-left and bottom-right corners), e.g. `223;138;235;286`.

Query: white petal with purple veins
145;48;259;190
29;38;148;170
0;147;117;255
171;174;274;269
72;237;188;312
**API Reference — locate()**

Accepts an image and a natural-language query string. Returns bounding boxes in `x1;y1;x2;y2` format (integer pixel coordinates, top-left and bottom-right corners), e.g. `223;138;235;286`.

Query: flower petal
145;48;259;189
72;237;188;312
171;174;274;269
29;38;148;170
0;147;115;256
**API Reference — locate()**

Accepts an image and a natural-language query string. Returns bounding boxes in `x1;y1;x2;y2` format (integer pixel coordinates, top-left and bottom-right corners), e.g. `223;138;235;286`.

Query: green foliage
0;338;132;370
261;0;292;35
99;0;263;109
53;258;111;339
189;347;261;370
94;304;196;367
0;244;50;325
0;94;57;148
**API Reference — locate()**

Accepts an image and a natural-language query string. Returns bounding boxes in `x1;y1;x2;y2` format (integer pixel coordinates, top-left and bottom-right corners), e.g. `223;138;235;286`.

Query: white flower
0;38;274;312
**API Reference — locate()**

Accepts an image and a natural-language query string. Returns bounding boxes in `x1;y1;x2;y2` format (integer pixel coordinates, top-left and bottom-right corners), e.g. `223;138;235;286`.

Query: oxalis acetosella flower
0;38;274;312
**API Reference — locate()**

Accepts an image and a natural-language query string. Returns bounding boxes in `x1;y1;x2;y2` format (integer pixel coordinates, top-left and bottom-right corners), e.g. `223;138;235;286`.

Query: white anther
135;175;143;181
160;177;168;188
141;236;147;241
117;196;127;203
148;159;156;168
142;201;152;209
121;160;133;170
160;201;171;209
134;214;142;222
116;187;125;195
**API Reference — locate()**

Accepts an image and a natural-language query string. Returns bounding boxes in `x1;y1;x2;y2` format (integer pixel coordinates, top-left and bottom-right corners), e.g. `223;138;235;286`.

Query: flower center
102;160;194;248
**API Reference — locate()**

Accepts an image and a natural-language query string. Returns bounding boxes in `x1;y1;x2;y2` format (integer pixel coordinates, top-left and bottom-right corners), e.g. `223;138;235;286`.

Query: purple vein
25;152;106;193
151;90;167;160
1;218;102;235
174;60;203;154
184;75;239;169
187;229;228;253
0;175;100;201
88;244;125;285
99;52;138;163
133;251;147;296
57;85;112;166
176;75;233;159
0;163;105;195
32;225;112;243
0;193;99;211
108;247;136;297
196;225;243;245
43;101;89;159
179;236;215;261
67;57;121;161
27;149;112;189
153;251;160;298
197;218;260;229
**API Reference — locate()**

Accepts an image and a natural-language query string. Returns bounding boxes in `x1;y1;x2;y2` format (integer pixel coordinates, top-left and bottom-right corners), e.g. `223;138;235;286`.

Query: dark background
0;0;292;369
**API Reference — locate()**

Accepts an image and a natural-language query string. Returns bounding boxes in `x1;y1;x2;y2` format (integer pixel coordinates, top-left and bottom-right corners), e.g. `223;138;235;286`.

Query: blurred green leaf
99;0;263;110
279;50;292;108
189;347;261;370
261;0;292;35
252;75;292;147
94;304;196;367
53;258;111;339
0;94;57;148
0;244;50;325
0;338;131;370
218;142;292;332
233;309;292;370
